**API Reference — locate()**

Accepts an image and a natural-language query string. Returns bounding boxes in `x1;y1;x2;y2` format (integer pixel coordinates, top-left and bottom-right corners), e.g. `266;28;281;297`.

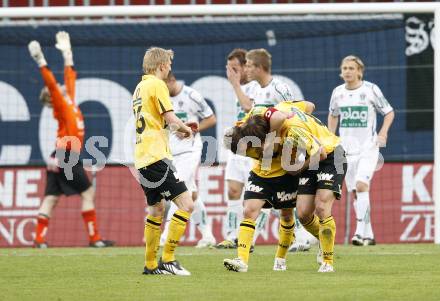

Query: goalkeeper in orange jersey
223;102;346;273
28;31;114;248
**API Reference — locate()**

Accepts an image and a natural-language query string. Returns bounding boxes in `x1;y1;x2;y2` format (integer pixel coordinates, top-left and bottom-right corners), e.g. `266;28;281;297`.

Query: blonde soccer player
134;47;196;276
328;55;394;246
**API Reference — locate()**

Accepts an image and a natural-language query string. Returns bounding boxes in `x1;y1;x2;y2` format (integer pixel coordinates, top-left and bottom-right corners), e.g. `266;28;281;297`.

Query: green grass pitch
1;244;439;301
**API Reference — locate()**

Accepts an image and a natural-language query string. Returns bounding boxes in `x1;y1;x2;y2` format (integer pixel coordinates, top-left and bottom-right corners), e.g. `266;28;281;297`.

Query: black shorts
45;150;91;196
138;159;188;206
297;145;347;200
244;172;299;209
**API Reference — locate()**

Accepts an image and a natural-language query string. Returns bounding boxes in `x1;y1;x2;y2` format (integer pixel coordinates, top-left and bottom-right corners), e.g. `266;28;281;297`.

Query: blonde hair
246;48;272;72
142;47;174;74
340;55;365;80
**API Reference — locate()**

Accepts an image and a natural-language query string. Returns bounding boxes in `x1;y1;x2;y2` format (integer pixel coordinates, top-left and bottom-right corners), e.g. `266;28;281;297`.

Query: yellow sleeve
284;127;321;158
236;106;267;126
291;101;307;112
155;81;173;114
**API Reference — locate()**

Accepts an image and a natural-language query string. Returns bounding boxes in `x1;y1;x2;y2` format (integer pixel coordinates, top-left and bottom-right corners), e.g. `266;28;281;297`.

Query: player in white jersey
160;72;217;248
328;55;394;246
216;49;257;249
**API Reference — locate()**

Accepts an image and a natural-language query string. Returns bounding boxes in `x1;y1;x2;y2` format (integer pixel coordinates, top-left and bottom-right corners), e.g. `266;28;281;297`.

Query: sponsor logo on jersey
161;191;171;198
175;112;188;122
340;106;368;128
299;178;309;185
317;172;334;182
245;181;264;193
277;191;296;202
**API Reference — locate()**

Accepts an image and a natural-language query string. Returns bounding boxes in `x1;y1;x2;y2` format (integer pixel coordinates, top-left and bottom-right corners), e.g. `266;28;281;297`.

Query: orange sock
81;209;101;242
35;216;49;244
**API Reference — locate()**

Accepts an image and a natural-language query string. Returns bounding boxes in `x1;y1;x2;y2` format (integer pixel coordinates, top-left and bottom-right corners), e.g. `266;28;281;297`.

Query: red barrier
0;163;434;247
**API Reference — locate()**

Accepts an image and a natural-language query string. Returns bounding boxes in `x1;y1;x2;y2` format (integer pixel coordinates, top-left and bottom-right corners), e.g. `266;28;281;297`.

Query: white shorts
224;151;253;184
173;151;201;192
345;144;379;191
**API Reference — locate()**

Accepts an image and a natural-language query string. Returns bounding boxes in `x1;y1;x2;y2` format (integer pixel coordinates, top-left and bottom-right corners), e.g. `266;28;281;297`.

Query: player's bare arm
163;111;194;138
377;110;395;147
226;65;253;112
327;113;339;134
304;101;315;114
198;114;216;132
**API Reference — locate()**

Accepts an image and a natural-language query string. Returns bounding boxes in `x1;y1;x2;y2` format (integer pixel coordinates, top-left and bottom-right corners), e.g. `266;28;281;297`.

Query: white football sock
225;200;243;241
363;205;375;239
253;209;269;245
193;198;214;240
355;191;369;237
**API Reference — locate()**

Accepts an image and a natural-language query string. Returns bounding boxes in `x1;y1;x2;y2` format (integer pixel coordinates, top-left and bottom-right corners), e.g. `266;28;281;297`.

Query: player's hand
377;134;387;147
178;125;193;139
319;147;328;161
55;31;72;52
185;121;199;134
226;65;241;87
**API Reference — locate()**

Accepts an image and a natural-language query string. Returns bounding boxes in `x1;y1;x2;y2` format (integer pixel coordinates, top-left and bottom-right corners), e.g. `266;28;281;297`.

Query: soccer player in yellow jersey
223;101;315;272
224;102;346;273
133;47;196;276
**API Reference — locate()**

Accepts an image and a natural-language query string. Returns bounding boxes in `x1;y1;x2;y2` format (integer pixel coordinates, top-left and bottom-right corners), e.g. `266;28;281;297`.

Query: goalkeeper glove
55;31;74;66
28;41;47;67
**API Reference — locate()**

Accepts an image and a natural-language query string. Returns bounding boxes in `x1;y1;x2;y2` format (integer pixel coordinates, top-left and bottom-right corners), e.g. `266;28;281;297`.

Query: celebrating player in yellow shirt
223;101;316;272
224;101;346;273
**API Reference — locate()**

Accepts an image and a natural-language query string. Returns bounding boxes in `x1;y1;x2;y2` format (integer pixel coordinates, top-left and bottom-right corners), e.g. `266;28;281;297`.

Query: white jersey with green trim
249;77;294;107
236;80;259;121
169;85;214;156
329;80;393;155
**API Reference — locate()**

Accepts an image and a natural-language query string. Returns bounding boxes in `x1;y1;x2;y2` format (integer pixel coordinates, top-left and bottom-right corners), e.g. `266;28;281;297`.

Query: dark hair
229;115;270;154
227;48;247;66
240;115;270;142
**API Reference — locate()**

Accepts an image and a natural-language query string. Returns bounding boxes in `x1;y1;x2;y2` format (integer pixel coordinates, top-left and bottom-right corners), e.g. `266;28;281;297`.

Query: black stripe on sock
146;218;162;226
303;216;316;227
240;222;255;230
281;223;294;230
173;213;188;223
319;216;334;225
38;213;50;219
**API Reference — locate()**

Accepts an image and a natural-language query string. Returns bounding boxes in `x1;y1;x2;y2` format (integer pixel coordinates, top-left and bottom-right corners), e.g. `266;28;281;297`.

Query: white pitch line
0;210;39;217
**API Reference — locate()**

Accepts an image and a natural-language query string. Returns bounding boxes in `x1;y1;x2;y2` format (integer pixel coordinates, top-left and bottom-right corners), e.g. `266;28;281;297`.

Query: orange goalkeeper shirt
40;66;85;153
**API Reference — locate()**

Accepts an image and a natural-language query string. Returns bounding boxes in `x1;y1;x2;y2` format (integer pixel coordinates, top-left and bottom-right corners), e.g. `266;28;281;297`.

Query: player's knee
356;181;369;192
228;187;241;200
178;196;195;214
149;201;166;217
81;186;95;201
296;206;310;222
279;208;293;222
243;204;259;220
314;201;332;219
